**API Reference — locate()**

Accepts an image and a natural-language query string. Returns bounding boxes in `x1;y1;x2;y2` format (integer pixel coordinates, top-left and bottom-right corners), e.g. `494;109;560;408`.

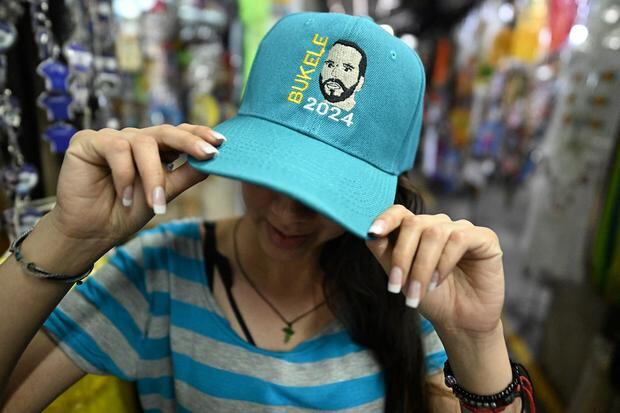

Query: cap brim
188;114;397;240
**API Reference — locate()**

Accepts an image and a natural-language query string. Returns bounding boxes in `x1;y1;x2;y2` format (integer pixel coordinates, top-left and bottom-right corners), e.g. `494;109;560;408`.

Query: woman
0;12;532;413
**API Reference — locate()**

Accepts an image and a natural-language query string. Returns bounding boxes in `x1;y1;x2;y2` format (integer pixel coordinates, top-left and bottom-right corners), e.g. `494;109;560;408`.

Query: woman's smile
265;220;312;250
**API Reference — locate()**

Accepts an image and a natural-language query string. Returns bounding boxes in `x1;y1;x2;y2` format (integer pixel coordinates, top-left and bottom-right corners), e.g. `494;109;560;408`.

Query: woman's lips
266;222;311;249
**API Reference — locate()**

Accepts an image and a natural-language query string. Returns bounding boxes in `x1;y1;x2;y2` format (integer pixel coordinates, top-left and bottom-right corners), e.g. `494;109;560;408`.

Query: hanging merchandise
33;0;120;151
420;0;562;198
0;1;46;242
114;18;145;127
179;0;235;127
510;0;548;63
497;64;531;197
422;37;462;191
63;0;98;132
449;56;477;148
89;0;122;129
31;0;78;153
548;0;579;52
521;0;620;282
142;0;184;126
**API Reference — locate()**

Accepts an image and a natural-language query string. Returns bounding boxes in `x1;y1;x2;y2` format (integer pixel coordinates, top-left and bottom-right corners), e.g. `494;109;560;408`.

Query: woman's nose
270;194;313;218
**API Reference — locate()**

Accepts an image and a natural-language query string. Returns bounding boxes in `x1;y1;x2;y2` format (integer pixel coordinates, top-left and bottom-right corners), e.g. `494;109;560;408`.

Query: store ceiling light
400;33;418;50
381;24;395;35
603;6;620;24
539;27;551;48
498;3;515;23
603;30;620;50
113;0;156;19
568;24;588;46
536;65;553;81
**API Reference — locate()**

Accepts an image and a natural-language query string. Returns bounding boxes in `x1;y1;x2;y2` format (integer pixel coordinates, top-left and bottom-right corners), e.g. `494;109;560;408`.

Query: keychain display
0;197;55;245
0;2;45;242
42;121;78;153
88;0;121;129
62;0;94;126
0;0;243;242
36;58;70;93
30;0;80;153
31;0;122;150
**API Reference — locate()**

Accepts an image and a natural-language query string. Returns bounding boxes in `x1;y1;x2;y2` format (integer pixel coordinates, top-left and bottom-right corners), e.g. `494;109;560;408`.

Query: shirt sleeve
421;317;448;376
43;233;153;380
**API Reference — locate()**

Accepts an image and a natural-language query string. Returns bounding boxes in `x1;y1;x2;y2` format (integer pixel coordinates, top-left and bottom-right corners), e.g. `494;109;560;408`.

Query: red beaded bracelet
443;360;536;413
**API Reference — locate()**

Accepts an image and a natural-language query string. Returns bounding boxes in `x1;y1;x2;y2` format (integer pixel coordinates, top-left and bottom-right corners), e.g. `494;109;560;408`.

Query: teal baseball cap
188;12;425;240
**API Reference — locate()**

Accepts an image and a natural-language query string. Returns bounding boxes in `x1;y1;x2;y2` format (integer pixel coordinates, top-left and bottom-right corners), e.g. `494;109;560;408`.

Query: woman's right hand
46;123;223;251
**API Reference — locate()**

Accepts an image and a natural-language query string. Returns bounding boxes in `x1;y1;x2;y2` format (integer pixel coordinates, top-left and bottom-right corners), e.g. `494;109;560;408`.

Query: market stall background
0;0;619;412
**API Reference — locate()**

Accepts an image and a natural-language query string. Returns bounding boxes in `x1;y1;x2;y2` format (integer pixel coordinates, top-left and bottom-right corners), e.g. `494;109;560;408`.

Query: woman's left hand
365;206;505;337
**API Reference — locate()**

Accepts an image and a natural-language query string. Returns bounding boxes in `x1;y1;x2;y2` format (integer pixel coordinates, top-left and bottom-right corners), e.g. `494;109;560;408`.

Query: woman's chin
256;221;311;259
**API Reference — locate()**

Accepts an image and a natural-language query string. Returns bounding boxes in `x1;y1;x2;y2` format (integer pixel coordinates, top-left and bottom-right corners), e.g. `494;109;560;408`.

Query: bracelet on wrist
443;359;535;413
8;227;94;285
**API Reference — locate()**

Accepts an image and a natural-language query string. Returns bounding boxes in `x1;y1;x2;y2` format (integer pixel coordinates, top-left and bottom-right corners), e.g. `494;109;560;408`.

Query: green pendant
282;324;295;343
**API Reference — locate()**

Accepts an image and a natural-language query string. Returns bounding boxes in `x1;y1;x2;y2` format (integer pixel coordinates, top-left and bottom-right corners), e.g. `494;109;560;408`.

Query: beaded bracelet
9;227;94;285
443;359;528;412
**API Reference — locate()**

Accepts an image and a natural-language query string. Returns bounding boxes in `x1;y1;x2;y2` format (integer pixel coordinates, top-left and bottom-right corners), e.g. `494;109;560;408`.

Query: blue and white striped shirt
44;218;447;412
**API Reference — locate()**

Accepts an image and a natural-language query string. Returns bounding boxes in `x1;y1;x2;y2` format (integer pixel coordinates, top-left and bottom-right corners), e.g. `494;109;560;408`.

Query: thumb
166;162;209;201
365;236;393;276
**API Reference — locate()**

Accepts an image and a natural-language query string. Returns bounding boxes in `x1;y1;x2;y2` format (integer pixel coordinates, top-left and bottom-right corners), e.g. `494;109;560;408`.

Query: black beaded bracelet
9;227;94;285
443;359;522;410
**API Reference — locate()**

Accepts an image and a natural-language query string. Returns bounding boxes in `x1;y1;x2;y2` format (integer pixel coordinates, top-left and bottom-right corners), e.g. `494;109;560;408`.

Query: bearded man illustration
318;40;367;111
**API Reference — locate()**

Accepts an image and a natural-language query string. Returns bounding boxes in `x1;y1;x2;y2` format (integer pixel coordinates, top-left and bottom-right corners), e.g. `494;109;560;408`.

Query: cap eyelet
390;50;397;60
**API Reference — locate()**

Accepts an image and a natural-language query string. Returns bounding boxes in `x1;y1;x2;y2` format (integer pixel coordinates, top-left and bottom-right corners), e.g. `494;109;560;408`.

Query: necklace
232;217;327;343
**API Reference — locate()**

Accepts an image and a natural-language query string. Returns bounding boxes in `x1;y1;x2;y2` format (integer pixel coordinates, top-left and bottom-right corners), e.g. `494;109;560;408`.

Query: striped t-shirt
43;218;447;412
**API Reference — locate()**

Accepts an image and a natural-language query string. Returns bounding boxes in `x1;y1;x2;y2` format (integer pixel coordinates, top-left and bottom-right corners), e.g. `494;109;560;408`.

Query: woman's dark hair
320;173;427;413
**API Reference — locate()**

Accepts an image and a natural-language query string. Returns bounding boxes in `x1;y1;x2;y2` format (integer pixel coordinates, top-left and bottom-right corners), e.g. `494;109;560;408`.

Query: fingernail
198;141;219;156
153;186;166;215
122;185;133;207
388;267;403;293
368;220;385;236
428;270;439;292
406;280;421;308
211;130;227;142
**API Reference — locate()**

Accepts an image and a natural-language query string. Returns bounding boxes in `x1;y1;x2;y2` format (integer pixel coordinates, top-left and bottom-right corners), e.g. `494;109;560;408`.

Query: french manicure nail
122;185;133;207
428;270;439;292
406;280;421;308
211;131;227;142
198;141;219;156
388;267;403;293
153;186;166;215
368;220;385;236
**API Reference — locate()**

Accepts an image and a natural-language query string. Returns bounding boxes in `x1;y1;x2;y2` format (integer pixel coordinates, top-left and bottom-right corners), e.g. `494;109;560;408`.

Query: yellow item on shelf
488;27;513;67
510;0;548;63
44;375;140;413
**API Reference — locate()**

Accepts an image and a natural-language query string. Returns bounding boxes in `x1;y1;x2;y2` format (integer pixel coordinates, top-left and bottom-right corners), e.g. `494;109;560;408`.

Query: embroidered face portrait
319;40;367;111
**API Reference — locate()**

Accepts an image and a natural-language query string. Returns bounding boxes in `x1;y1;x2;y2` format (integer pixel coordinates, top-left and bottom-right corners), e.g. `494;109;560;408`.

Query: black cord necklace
232;217;327;343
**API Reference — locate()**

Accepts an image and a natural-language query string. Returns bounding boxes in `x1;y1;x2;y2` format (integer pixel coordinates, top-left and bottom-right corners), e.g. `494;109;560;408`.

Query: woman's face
241;182;346;261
